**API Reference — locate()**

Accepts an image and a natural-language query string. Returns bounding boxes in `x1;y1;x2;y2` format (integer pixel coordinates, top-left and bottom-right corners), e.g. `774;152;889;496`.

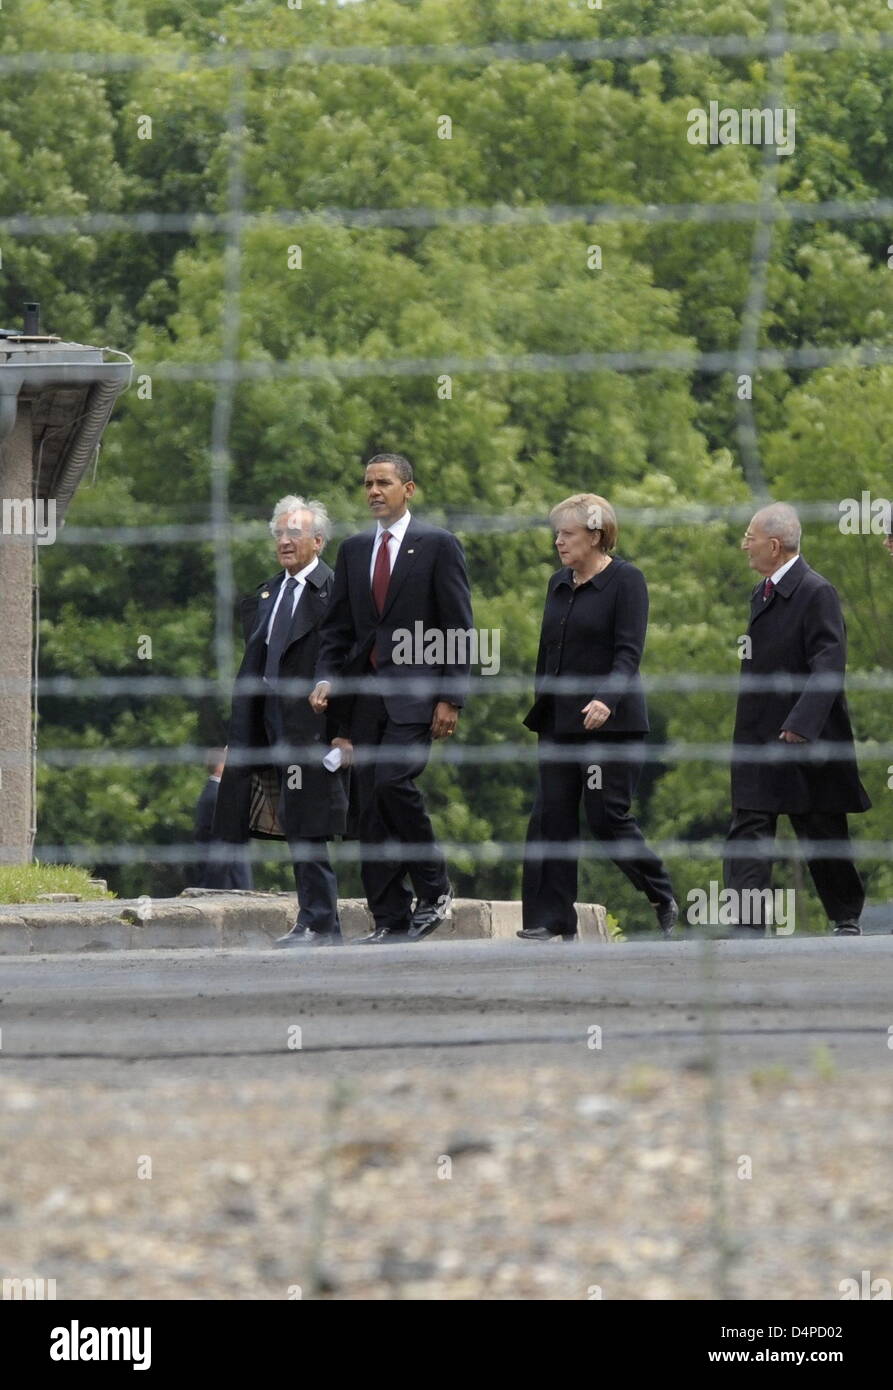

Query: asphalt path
1;936;891;1081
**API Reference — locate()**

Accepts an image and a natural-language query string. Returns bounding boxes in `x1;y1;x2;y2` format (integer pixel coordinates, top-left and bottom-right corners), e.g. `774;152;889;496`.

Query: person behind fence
309;452;473;945
192;747;252;890
518;493;678;942
722;502;871;937
213;496;349;947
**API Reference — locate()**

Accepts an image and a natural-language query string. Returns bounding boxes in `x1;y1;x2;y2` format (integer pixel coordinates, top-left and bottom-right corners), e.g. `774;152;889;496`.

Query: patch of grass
620;1064;665;1100
811;1044;838;1081
749;1063;792;1091
0;863;115;905
605;912;624;941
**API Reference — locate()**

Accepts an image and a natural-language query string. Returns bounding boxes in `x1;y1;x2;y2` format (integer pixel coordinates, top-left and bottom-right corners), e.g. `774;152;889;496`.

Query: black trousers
199;850;253;892
723;808;865;927
351;692;449;930
264;701;339;934
522;730;674;935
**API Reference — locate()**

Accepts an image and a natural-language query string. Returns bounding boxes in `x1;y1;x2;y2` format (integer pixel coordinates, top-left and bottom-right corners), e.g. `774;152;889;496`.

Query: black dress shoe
654;899;679;936
357;924;411;944
832;922;862;936
407;886;453;941
516;926;577;941
274;927;343;948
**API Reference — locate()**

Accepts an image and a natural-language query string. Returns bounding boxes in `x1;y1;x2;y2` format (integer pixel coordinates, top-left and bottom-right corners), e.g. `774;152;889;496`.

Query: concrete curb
0;893;609;953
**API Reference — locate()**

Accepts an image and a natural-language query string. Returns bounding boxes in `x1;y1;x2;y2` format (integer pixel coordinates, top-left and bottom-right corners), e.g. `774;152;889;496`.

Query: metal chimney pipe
23;302;40;335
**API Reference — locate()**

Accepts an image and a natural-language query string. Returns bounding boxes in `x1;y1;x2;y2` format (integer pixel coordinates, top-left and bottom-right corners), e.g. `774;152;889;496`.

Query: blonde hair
549;493;617;552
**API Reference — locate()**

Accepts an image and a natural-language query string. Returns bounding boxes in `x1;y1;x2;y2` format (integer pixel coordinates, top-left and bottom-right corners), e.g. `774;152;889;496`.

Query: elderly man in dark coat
213;495;349;946
723;502;871;937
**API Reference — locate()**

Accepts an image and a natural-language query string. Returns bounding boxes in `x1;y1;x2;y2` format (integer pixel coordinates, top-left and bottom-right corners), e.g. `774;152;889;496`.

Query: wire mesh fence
1;5;891;898
3;4;893;1309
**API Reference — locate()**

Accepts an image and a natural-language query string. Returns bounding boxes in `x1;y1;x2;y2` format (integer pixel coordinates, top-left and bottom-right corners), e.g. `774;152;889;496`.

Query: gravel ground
2;1063;890;1301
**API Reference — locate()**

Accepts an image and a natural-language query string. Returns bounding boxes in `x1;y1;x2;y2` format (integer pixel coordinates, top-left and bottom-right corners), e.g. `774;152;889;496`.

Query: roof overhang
0;335;133;523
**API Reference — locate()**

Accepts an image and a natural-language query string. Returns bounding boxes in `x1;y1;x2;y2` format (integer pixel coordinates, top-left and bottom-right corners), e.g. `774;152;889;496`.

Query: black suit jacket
524;557;651;735
731;556;871;813
315;516;474;724
213;559;349;842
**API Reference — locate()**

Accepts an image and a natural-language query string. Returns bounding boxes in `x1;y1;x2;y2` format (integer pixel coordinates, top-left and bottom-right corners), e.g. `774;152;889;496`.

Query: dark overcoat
213;560;349;843
730;556;871;814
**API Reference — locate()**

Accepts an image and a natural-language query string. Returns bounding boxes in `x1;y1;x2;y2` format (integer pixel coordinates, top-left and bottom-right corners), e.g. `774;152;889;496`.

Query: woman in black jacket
518;493;677;941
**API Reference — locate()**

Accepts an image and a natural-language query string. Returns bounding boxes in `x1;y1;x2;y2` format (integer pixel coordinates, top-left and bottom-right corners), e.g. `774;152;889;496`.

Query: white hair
269;494;331;542
754;502;801;552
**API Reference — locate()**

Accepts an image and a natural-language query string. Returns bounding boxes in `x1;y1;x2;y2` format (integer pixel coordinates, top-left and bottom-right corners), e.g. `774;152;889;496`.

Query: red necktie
369;531;392;671
762;577;774;602
372;530;392;614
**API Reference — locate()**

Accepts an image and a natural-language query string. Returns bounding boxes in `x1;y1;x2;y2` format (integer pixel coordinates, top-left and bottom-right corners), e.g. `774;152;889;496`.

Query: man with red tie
723;503;870;936
310;453;474;944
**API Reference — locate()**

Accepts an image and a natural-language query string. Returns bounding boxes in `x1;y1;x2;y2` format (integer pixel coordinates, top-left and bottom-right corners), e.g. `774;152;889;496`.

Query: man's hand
431;701;459;739
582;699;611;731
331;737;353;769
309;681;331;713
778;729;807;743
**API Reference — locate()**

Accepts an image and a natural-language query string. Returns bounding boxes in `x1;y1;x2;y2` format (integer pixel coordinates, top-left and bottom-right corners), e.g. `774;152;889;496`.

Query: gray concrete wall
0;404;34;863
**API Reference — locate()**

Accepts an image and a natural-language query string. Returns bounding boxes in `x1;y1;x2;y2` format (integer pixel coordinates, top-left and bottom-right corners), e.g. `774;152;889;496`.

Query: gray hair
754;502;801;552
269;494;331;542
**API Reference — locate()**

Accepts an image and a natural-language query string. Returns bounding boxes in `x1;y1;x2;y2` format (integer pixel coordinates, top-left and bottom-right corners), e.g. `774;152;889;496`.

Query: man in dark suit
309;453;473;944
193;748;253;889
723;502;871;936
213;496;349;946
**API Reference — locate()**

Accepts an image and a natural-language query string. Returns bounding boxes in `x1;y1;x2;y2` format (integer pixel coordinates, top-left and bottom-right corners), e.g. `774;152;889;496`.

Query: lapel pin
407;549;414;554
261;591;270;599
